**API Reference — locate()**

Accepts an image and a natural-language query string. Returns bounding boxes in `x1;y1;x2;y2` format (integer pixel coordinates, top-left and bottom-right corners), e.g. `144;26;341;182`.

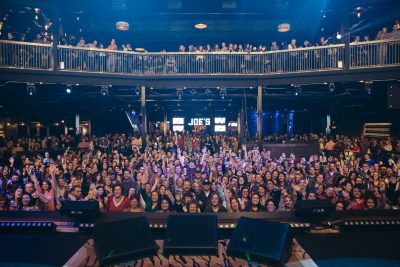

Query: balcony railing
0;40;53;70
58;44;345;75
0;39;399;75
350;39;400;68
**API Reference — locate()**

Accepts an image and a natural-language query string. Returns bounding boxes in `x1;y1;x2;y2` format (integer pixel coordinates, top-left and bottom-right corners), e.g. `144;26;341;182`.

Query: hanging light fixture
278;23;290;32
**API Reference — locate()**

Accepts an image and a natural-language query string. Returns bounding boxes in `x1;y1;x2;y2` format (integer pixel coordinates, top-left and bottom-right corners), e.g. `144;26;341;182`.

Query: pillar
257;85;263;147
163;112;167;136
75;114;80;136
141;86;147;149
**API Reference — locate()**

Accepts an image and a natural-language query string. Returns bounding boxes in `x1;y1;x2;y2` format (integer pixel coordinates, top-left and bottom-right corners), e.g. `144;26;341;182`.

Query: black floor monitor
227;217;293;266
93;217;158;266
164;214;218;255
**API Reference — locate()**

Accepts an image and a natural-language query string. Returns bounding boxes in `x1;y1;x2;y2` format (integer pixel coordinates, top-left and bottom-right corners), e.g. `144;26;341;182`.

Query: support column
257;85;263;147
342;8;351;70
163;112;167;136
141;86;147;150
75;114;80;136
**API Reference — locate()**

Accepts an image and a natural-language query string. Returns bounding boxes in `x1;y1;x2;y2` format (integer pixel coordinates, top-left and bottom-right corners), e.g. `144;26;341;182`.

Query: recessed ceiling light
278;23;290;33
116;21;129;31
195;23;207;29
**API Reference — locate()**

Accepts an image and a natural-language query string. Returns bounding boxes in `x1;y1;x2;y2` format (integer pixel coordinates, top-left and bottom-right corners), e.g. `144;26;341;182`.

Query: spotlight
357;12;361;18
365;81;373;95
101;85;109;96
294;85;301;96
329;83;335;92
135;87;140;95
177;88;183;100
26;82;36;95
220;87;227;99
336;32;342;40
65;84;72;94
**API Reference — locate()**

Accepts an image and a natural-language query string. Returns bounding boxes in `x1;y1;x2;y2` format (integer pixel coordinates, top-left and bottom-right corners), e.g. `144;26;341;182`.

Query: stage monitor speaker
60;200;101;218
164;214;218;255
227;217;292;266
294;200;335;217
94;217;158;266
388;83;400;109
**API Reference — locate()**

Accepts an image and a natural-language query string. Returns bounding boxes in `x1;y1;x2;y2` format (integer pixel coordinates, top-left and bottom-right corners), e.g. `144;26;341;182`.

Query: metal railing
58;44;345;75
0;39;400;75
350;39;400;68
0;40;53;70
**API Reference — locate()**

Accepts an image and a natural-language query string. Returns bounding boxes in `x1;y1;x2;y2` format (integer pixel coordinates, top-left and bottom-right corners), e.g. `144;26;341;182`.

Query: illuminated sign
215;125;226;132
173;125;184;132
173;117;184;124
188;118;211;126
215;117;226;124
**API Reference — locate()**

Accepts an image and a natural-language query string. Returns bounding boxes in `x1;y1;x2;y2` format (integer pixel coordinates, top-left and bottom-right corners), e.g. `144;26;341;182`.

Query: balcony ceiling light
278;23;290;33
116;21;129;31
195;23;207;29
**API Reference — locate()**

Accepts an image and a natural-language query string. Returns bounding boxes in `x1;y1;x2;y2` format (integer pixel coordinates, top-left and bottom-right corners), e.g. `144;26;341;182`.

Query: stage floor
1;231;400;267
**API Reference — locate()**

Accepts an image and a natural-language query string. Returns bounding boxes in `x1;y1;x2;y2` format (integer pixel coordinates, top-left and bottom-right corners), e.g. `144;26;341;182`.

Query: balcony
0;39;399;86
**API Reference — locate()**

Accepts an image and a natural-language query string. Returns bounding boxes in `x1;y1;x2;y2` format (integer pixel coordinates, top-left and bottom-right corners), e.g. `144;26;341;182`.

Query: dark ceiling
1;0;399;50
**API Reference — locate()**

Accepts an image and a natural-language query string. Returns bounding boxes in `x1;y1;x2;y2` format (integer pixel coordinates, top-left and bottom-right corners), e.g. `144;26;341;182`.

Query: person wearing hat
196;178;212;211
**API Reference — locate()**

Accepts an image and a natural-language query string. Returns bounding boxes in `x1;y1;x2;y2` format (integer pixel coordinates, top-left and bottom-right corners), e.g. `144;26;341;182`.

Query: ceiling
1;0;399;50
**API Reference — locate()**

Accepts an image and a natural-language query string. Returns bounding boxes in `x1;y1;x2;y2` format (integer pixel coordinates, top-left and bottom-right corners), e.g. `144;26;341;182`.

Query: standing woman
32;174;54;211
105;184;130;212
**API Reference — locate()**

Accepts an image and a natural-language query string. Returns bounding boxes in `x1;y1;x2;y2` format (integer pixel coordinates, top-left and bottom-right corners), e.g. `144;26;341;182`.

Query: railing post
342;8;351;70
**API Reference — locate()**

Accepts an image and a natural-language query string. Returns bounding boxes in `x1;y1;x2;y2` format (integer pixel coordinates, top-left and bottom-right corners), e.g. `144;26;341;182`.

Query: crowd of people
0;132;399;214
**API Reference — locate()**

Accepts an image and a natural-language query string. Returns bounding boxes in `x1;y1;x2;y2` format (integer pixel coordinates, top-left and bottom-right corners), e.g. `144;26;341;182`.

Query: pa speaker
60;200;100;218
94;217;158;266
164;214;218;255
294;200;334;217
227;217;292;266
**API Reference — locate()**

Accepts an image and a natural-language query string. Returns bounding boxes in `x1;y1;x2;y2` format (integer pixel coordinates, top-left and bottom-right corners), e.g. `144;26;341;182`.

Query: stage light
135;87;140;95
26;82;36;95
357;12;361;18
101;85;109;96
177;88;183;100
34;7;40;14
65;84;72;94
336;32;342;40
220;87;227;99
294;85;301;96
365;81;373;95
329;83;335;92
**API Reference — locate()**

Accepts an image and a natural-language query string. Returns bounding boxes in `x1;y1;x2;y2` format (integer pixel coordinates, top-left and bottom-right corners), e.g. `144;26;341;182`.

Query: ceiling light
34;7;40;14
195;23;207;29
65;84;72;94
336;32;342;40
116;21;129;31
278;23;290;33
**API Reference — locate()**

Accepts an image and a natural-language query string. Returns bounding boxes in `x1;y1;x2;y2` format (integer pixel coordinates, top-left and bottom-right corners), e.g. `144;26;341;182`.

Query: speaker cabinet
164;214;218;255
94;217;158;266
227;217;292;266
